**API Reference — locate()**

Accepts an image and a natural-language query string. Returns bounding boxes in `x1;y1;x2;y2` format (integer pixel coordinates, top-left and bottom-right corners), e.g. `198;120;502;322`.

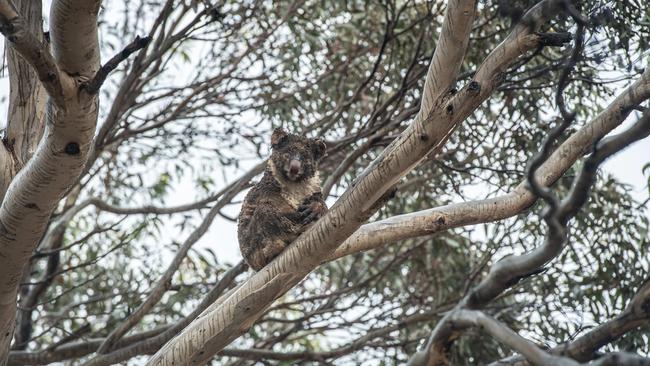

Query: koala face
270;128;326;182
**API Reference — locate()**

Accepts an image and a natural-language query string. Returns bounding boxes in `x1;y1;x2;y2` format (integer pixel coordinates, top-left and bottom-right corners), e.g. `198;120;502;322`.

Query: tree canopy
0;0;649;365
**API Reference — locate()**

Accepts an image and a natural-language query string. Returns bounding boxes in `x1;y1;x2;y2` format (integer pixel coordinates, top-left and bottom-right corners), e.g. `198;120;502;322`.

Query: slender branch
83;261;248;366
489;278;650;365
11;196;85;349
8;327;170;366
8;262;247;366
83;35;152;94
453;310;580;366
93;165;261;355
84;167;256;215
449;310;650;366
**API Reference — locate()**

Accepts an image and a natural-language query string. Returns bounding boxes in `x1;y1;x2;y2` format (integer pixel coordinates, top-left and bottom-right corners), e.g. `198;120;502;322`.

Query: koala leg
261;238;288;265
241;206;298;270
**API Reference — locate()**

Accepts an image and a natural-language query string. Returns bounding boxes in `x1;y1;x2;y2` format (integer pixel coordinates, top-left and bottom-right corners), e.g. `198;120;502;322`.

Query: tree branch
12;194;87;350
92;166;260;355
445;310;650;366
82;35;152;94
0;0;64;103
84;163;261;216
416;0;476;116
0;1;102;363
8;262;247;366
49;0;102;79
489;278;650;365
144;0;575;363
452;310;580;365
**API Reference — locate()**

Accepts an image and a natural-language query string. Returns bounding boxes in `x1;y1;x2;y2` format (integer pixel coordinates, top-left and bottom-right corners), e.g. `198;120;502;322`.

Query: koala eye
311;139;326;159
275;137;288;148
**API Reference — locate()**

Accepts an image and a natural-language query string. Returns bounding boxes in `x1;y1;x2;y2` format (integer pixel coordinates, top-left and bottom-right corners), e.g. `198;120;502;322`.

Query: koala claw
298;201;326;225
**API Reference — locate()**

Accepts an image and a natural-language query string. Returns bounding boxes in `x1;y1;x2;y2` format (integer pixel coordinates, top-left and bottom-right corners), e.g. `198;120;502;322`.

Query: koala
237;128;328;271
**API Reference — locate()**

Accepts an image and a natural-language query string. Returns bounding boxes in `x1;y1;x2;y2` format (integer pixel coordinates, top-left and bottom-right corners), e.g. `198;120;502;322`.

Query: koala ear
271;128;288;148
311;139;327;160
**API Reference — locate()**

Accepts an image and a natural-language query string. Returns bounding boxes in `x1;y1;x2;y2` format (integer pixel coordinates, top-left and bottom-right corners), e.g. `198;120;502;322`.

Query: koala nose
289;159;301;175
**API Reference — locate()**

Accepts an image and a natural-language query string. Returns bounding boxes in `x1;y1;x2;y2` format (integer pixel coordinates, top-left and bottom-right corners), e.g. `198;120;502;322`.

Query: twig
83;35;152;94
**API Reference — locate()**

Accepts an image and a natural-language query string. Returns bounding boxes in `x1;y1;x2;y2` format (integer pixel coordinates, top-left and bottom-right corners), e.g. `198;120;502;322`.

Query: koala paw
298;200;327;225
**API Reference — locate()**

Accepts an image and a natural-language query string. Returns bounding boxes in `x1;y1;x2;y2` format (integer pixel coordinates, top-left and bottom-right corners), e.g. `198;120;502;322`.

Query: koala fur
238;128;328;271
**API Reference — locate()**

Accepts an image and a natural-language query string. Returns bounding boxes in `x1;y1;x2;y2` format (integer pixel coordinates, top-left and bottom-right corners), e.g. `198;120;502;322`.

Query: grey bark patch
445;104;454;114
0;219;14;240
84;48;95;60
468;80;481;94
641;298;650;317
64;142;80;155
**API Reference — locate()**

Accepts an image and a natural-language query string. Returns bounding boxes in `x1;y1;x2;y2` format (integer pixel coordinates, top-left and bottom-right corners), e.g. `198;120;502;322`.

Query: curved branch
490;279;650;365
84;164;261;216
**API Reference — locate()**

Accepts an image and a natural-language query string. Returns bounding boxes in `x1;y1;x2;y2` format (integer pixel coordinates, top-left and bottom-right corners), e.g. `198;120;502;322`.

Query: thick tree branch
3;0;48;172
0;0;64;103
416;0;476;116
0;1;103;364
49;0;102;80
